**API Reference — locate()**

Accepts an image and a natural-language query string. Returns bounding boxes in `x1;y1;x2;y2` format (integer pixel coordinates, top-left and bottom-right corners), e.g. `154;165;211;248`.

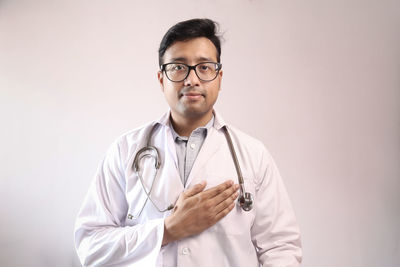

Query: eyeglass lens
164;63;220;82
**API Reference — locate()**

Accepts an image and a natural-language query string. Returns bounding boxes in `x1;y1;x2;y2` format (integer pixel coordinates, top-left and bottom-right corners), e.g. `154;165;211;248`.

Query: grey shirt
169;116;214;186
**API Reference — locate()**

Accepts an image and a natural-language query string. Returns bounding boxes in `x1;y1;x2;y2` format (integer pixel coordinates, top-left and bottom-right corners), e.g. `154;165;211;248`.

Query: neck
170;110;213;137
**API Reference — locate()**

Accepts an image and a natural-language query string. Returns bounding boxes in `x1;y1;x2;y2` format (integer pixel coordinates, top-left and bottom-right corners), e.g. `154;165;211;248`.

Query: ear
218;70;223;91
157;71;164;92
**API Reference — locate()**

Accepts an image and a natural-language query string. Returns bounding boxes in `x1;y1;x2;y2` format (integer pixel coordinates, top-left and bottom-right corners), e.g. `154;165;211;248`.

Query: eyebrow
168;56;215;63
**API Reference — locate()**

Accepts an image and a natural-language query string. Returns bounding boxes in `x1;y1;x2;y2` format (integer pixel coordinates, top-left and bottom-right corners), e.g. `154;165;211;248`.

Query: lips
180;91;204;100
183;92;202;97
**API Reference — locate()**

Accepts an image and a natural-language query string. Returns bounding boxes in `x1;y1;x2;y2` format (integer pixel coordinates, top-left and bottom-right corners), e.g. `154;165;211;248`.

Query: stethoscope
132;124;253;219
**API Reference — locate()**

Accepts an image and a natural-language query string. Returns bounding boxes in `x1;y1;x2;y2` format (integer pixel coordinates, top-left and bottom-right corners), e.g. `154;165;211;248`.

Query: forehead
163;37;218;63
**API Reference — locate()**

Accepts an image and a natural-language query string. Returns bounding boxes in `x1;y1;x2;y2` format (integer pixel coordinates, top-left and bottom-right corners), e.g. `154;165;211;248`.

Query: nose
184;68;200;87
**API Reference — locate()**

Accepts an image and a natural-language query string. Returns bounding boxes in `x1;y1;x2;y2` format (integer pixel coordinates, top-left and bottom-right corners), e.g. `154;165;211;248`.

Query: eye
197;64;214;73
172;64;186;71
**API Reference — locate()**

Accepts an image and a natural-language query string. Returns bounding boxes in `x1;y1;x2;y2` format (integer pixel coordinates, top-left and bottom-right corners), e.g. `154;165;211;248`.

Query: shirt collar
156;109;226;130
169;114;215;141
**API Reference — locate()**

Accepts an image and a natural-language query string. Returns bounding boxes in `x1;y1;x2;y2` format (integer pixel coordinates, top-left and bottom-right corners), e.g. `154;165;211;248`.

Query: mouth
180;91;205;100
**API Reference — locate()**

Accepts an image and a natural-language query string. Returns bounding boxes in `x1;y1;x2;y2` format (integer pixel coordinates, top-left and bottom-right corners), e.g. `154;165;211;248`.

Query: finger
209;183;239;207
184;181;207;197
213;191;239;214
214;202;236;222
201;180;234;199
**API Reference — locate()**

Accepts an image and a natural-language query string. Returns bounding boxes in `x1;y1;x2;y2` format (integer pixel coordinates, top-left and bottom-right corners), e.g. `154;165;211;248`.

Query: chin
180;107;209;119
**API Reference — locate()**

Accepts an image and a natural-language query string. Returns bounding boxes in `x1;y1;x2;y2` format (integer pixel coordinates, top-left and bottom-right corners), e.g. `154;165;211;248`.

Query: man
74;18;302;266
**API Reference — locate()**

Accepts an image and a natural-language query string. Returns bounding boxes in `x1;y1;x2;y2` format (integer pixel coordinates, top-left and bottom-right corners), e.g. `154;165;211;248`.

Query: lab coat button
190;143;196;149
182;247;190;255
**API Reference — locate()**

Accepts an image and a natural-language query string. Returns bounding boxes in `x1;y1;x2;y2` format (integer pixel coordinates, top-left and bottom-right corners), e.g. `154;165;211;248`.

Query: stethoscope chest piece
238;192;253;211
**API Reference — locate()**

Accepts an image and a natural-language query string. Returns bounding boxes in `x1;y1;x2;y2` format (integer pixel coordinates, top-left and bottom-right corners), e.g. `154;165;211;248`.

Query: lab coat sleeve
74;139;164;267
251;148;302;267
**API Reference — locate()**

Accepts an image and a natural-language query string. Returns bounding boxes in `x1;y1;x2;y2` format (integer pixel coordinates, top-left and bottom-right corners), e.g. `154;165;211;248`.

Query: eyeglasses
161;62;222;82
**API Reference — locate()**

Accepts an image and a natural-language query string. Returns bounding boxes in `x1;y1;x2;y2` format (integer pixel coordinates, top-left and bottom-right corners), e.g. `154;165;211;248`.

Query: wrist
162;216;180;246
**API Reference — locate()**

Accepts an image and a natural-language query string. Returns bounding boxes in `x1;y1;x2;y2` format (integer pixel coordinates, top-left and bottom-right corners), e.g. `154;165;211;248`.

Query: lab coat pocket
206;176;256;236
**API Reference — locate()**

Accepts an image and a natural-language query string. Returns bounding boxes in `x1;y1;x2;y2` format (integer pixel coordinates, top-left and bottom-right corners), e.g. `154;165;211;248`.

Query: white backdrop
0;0;399;266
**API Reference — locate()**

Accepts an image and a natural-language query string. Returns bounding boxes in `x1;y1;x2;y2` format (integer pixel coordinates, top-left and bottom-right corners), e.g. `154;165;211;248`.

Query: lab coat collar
156;110;171;127
155;109;227;130
212;110;227;130
154;109;228;188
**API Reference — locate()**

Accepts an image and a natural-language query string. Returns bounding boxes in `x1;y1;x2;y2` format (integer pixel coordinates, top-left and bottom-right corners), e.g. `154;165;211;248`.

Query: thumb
184;181;207;197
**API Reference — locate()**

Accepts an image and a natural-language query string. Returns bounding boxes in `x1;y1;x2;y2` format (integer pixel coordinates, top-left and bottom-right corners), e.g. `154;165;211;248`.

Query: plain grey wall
0;0;399;266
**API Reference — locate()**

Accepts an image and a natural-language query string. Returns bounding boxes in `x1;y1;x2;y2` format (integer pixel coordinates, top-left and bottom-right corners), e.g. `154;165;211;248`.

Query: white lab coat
74;111;302;267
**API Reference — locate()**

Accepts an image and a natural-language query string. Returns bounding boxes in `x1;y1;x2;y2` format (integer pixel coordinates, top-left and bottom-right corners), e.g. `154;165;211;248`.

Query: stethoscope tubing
221;126;247;198
131;123;253;219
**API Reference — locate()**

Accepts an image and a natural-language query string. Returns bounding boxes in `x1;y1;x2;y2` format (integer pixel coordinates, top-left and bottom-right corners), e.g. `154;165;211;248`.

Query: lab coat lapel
154;111;183;188
185;127;224;187
150;125;184;210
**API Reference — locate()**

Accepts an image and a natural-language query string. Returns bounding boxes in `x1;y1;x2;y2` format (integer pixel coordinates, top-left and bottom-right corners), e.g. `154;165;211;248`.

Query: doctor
74;18;302;266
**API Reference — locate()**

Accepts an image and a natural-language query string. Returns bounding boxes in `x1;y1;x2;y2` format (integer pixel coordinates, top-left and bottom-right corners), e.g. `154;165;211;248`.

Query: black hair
158;18;222;67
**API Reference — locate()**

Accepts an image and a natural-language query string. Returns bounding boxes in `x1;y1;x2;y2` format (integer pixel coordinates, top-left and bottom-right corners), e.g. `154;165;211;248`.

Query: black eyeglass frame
160;62;222;82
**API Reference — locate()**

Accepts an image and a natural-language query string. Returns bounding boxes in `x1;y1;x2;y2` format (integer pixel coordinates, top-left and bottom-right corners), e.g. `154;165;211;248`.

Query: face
158;37;223;121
